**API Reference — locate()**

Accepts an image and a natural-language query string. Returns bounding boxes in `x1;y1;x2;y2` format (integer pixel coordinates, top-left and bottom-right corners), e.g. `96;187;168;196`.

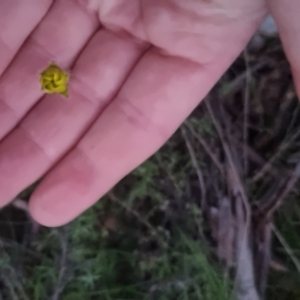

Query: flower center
40;62;69;97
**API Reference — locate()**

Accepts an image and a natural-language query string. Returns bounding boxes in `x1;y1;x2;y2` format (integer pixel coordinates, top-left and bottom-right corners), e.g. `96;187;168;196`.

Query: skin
0;0;299;227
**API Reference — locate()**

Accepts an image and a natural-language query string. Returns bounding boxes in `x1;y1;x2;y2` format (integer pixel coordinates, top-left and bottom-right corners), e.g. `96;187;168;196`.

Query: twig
185;121;224;176
51;229;70;300
257;161;300;219
205;98;257;299
0;238;30;300
252;218;272;299
231;137;290;180
251;161;300;297
269;259;288;272
222;60;268;98
243;50;250;176
205;98;251;222
272;225;300;273
12;199;28;212
181;126;207;209
252;127;300;183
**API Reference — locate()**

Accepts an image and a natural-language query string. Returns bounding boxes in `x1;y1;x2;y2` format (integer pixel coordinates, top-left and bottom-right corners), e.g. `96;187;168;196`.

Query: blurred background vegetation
1;20;300;300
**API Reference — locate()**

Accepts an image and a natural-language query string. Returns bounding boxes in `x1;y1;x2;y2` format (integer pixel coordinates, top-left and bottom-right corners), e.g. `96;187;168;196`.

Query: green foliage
0;130;232;300
267;197;300;300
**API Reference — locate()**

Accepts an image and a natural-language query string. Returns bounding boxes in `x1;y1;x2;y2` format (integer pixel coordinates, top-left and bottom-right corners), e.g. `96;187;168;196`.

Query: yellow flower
40;62;69;97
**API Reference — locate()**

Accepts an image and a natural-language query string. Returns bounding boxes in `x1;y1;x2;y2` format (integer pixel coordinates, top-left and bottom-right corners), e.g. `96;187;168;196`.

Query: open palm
0;0;298;226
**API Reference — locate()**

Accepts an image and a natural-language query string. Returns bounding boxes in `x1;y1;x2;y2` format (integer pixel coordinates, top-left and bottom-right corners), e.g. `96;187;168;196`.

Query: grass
267;197;300;300
0;151;233;299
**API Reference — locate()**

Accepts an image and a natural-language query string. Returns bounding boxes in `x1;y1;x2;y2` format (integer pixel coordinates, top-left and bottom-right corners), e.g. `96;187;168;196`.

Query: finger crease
17;126;52;163
69;75;105;107
0;97;19;119
117;97;170;141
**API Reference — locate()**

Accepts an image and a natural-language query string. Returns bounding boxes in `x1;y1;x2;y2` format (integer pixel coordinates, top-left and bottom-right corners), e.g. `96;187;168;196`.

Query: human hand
0;0;298;227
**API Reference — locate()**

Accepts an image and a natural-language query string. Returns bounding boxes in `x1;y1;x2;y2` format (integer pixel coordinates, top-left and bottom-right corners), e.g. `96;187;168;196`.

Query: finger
0;0;99;140
29;25;264;226
267;0;300;94
0;0;53;75
0;30;147;206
